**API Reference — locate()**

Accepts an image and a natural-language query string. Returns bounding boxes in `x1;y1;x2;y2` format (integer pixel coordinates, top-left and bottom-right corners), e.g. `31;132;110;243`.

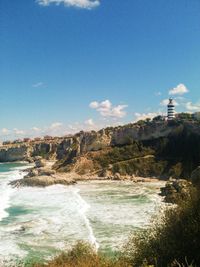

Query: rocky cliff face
0;141;58;162
1;120;200;179
0;121;176;162
110;122;174;145
0;145;30;162
55;121;176;158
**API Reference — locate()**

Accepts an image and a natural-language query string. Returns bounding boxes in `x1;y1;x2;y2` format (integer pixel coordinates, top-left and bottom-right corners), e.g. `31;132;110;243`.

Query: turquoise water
0;163;165;266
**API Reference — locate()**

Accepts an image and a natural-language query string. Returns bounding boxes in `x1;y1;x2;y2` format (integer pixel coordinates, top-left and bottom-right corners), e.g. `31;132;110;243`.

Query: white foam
0;170;23;222
0;185;13;221
73;188;99;251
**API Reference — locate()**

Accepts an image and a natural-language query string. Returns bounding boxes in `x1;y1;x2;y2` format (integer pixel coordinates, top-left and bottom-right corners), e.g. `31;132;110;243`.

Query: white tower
167;98;175;120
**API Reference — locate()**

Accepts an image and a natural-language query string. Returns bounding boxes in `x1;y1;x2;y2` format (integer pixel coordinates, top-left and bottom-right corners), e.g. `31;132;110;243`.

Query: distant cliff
1;120;200;179
0;142;58;162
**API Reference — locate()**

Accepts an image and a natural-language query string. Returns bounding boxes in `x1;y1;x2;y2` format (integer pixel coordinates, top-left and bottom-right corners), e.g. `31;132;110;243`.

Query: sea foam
0;168;25;222
73;188;99;251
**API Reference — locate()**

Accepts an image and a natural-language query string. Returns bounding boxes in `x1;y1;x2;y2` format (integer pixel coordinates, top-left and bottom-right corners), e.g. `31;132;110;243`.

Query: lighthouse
167;98;175;120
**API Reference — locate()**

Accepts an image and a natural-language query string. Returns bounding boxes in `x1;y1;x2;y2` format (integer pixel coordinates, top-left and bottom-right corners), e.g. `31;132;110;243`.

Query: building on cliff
167;98;175;120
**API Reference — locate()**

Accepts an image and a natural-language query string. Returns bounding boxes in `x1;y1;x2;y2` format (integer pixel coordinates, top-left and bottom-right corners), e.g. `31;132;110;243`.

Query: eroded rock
160;179;193;204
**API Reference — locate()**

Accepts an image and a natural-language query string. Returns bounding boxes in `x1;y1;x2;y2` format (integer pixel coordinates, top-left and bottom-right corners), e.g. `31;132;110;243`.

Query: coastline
9;158;162;188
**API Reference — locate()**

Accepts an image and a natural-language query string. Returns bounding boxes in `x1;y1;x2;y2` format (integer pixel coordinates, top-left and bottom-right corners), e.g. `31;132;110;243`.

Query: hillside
1;119;200;180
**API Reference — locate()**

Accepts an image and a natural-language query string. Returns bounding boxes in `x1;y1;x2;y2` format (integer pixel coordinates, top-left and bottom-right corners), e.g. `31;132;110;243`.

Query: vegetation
176;113;193;121
123;188;200;267
95;142;154;169
33;242;130;267
137;123;200;179
112;157;168;177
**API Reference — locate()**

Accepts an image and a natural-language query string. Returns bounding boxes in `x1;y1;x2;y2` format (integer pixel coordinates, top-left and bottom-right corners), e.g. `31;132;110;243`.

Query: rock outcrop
10;175;76;187
160;179;194;203
10;158;76;187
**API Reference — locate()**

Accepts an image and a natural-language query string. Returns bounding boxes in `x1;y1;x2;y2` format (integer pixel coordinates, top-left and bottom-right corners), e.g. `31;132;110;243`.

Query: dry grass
33;242;131;267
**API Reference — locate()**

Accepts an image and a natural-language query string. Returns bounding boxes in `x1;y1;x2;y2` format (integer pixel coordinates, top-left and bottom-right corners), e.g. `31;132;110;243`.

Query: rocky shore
160;179;193;203
9;156;160;188
160;166;200;203
10;157;76;187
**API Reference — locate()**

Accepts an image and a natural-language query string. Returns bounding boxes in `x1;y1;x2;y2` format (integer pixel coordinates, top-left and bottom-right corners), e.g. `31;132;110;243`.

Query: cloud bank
36;0;100;9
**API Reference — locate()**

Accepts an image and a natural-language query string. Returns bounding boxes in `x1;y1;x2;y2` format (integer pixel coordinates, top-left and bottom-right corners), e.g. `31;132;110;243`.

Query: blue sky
1;0;200;139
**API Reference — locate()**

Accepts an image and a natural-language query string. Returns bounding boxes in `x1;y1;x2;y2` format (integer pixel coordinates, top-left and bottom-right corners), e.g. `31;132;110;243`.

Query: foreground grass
32;189;200;267
33;242;130;267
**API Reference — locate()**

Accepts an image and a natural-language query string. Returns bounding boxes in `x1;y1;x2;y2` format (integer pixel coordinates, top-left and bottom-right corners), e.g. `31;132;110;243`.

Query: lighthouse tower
167;98;175;120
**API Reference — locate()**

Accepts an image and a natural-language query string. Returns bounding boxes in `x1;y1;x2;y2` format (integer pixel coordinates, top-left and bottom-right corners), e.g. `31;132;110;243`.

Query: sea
0;162;165;266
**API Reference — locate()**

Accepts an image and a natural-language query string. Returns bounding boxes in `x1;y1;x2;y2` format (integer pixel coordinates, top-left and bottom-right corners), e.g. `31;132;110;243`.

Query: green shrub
96;142;154;169
123;190;200;267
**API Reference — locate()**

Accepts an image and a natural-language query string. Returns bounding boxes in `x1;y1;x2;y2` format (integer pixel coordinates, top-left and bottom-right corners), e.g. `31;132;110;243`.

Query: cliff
0;141;58;162
1;120;200;180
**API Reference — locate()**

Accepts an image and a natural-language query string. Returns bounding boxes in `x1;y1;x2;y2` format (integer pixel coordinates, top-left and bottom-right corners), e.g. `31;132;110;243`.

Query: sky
0;0;200;140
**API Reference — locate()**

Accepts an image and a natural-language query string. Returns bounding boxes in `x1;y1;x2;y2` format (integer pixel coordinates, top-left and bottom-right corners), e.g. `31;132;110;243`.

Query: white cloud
160;99;179;106
1;128;10;135
49;122;63;130
13;128;25;135
160;99;169;106
169;84;189;96
84;118;94;126
89;100;128;119
185;102;200;112
155;91;162;96
134;112;162;122
32;127;41;132
89;101;99;109
36;0;100;9
32;82;44;88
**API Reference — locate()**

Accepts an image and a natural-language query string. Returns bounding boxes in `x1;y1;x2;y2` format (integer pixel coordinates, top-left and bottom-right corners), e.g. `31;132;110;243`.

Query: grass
33;242;131;267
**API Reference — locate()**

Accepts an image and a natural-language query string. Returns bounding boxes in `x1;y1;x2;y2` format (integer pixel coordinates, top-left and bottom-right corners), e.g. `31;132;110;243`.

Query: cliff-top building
167;98;175;120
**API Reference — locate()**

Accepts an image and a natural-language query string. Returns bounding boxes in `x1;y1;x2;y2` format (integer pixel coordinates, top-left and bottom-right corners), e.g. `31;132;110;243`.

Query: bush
96;142;154;169
123;190;200;267
33;242;130;267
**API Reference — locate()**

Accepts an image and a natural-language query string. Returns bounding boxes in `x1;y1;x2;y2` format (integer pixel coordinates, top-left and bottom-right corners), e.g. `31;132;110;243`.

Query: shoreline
8;159;164;188
9;173;163;188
